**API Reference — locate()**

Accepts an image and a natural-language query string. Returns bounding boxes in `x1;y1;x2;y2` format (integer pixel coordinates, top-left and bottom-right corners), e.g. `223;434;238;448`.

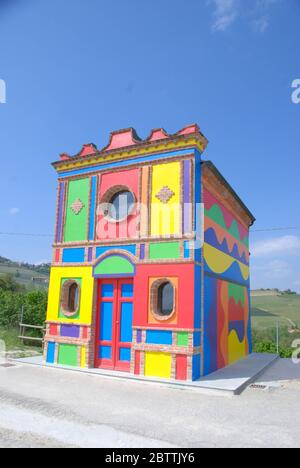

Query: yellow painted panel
46;266;94;325
204;243;249;281
81;347;86;368
228;330;246;365
151;162;181;236
144;352;172;379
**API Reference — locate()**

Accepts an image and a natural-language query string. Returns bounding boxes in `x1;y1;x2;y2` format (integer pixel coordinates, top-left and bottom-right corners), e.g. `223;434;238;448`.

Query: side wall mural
203;187;252;376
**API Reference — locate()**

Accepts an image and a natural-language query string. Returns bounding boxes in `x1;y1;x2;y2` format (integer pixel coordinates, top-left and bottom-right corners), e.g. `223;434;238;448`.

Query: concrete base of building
12;353;279;396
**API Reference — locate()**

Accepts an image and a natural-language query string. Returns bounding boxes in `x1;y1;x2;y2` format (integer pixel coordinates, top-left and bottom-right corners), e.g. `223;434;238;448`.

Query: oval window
108;190;135;221
157;282;174;317
61;281;80;317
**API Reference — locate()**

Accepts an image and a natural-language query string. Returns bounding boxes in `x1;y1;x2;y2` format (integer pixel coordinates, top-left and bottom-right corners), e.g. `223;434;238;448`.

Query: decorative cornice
53;124;209;173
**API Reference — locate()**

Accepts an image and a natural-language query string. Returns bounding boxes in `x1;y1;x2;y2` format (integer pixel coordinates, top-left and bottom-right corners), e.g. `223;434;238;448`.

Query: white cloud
9;208;20;215
209;0;239;31
251;235;300;257
252;16;269;33
252;259;290;279
207;0;280;32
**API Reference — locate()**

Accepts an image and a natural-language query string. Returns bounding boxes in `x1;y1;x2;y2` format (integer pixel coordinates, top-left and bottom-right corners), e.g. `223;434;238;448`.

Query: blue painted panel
46;342;55;364
146;330;173;345
100;302;113;341
184;241;190;259
99;346;111;359
62;248;85;263
203;275;218;376
120;302;133;343
96;245;136;258
89;176;97;241
121;284;133;298
194;150;202;264
102;284;114;298
192;354;201;381
59;148;197;178
120;348;131;362
194;332;201;347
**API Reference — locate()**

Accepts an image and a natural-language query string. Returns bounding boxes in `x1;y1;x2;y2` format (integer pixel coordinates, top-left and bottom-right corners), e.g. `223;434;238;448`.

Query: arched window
151;279;176;321
61;281;80;317
157;282;174;316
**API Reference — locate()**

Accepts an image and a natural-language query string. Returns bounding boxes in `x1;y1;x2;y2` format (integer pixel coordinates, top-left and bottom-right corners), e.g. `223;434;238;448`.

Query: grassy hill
0;256;50;290
251;293;300;330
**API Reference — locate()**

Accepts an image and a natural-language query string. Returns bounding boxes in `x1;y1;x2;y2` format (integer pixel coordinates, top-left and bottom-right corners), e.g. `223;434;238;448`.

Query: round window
108;190;135;221
61;281;80;317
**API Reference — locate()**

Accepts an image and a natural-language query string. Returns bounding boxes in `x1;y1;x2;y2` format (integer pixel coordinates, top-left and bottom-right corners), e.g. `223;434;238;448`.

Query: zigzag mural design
204;224;249;266
204;189;249;247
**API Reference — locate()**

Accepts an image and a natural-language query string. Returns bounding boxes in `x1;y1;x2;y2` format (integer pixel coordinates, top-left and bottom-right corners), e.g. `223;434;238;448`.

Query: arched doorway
93;254;135;372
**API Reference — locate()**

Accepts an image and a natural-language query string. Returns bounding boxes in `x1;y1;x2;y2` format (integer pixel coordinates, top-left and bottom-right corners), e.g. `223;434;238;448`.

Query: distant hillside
0;256;50;290
251;293;300;330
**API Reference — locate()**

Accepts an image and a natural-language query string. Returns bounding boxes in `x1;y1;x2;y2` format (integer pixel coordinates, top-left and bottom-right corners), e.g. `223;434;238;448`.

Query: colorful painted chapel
45;124;255;381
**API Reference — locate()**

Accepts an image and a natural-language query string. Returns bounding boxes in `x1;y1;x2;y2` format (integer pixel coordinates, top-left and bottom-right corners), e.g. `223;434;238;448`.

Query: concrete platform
12;353;279;396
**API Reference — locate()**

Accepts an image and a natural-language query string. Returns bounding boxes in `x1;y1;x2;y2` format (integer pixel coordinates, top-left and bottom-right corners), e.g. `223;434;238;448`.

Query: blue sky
0;0;299;291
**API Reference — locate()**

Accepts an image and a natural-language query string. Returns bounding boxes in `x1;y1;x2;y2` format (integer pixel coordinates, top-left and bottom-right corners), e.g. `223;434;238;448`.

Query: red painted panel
134;351;141;375
55;249;60;263
176;355;187;381
49;324;58;336
82;327;88;340
133;263;195;329
97;168;140;240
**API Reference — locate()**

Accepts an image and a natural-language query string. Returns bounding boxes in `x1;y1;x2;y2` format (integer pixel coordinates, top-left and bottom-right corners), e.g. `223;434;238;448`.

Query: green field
251;294;300;330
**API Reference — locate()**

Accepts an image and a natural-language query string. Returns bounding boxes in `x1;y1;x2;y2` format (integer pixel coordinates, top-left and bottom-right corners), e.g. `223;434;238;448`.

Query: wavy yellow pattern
204;244;249;281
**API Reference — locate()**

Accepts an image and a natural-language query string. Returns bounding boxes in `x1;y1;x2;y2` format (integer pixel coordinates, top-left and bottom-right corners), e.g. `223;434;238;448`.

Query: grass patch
0;327;42;353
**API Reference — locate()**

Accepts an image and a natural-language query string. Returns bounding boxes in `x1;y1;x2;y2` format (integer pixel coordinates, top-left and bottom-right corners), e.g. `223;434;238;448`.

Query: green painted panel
149;242;180;260
94;256;134;275
58;344;78;367
177;332;189;347
59;278;82;320
64;178;90;242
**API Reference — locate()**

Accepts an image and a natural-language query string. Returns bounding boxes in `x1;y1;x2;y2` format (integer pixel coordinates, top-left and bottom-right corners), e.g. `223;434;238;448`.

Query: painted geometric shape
149;242;180;260
71;198;85;215
102;283;114;298
94;255;135;276
144;352;172;379
100;302;113;341
177;332;189;347
62;248;85;263
46;342;55;364
155;186;175;204
146;330;173;345
120;303;133;343
58;344;78;367
119;348;131;362
81;347;86;368
49;324;58;336
176;355;187;381
121;284;134;298
60;324;80;339
99;346;112;359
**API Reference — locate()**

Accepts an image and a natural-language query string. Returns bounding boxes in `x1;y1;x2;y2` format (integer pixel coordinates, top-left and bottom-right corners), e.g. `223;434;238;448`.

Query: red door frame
95;278;133;372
